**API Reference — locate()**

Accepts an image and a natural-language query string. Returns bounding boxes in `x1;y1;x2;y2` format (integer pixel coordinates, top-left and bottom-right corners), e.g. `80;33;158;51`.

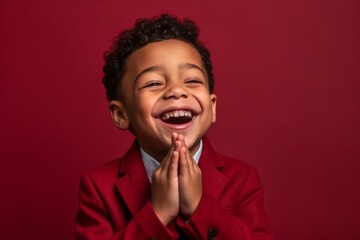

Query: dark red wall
1;0;359;239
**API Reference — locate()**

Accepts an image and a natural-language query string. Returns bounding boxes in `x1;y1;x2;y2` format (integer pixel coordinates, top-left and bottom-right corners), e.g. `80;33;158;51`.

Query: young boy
75;14;273;240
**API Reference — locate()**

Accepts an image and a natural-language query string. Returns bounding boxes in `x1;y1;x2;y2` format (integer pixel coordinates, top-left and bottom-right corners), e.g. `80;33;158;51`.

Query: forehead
124;39;204;73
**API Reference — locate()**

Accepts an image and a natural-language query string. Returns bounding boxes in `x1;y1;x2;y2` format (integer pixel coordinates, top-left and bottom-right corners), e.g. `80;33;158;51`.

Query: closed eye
142;81;164;89
185;79;204;84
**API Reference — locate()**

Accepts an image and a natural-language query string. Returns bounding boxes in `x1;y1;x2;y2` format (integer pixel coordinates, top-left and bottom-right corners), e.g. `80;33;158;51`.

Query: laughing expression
110;40;217;162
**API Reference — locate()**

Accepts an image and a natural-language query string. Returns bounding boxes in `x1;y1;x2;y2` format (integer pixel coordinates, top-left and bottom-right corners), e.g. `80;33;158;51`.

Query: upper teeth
162;110;192;120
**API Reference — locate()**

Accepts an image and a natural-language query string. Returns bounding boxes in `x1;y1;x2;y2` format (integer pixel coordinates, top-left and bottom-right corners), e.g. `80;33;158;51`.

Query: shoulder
87;158;122;178
218;152;252;170
202;137;255;176
201;137;261;187
82;158;122;188
83;140;142;183
215;152;257;181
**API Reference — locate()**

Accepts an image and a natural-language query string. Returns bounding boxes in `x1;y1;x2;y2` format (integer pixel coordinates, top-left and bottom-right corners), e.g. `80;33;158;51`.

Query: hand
151;133;180;226
178;135;203;217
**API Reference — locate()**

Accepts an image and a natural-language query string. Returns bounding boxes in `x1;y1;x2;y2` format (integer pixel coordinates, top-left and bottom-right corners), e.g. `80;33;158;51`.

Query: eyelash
142;81;164;88
186;79;203;84
141;78;204;89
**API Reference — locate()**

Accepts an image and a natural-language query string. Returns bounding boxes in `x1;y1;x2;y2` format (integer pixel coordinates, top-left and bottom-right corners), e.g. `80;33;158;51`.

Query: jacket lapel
199;137;228;201
115;141;151;217
114;137;227;216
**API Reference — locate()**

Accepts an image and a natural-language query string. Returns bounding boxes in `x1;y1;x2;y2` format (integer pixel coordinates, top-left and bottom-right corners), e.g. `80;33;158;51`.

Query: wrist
154;208;175;226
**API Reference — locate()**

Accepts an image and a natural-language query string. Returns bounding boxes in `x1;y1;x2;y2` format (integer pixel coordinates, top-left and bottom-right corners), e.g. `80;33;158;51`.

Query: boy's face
110;40;216;161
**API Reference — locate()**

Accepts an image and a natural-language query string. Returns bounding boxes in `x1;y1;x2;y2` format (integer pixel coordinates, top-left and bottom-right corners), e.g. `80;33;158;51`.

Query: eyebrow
179;63;207;78
135;65;164;82
134;63;207;82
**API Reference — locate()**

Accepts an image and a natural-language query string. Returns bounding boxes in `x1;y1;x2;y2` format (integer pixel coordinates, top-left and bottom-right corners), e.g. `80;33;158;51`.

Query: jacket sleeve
75;174;179;240
176;167;274;240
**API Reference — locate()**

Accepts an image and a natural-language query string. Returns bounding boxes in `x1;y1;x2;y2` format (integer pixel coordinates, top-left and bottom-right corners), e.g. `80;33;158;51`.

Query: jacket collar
115;137;227;216
199;137;227;201
115;141;151;216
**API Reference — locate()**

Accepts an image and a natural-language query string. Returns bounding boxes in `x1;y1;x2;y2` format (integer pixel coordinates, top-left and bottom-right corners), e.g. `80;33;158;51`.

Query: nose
163;82;188;99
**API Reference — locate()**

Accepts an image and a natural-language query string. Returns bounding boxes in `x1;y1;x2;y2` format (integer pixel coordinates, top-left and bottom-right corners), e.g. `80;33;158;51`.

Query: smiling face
110;39;216;162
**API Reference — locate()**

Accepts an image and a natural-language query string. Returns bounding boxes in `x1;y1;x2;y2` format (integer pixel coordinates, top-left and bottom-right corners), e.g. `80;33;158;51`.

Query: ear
109;100;129;130
210;94;217;123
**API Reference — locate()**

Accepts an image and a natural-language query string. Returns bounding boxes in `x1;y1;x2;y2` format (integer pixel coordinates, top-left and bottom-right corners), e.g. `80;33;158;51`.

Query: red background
1;0;359;239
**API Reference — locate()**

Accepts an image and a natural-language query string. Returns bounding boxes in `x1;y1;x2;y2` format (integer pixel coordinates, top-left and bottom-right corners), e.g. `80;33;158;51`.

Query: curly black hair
102;14;214;101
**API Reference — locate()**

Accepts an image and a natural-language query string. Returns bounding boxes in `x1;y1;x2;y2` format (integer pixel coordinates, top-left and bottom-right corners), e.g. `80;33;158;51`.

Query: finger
167;150;179;178
174;140;181;153
177;134;185;148
179;146;190;176
159;132;178;172
179;135;196;171
172;132;178;145
186;145;196;169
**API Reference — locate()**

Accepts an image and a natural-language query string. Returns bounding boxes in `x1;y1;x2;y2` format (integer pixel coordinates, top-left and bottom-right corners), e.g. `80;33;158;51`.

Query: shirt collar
140;140;203;182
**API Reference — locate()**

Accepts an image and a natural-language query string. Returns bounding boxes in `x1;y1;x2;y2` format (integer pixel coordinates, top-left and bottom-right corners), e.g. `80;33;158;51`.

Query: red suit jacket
75;138;273;240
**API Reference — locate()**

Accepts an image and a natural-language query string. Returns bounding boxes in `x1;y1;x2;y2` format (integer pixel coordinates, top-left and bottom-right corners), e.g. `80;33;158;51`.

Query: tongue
163;116;192;124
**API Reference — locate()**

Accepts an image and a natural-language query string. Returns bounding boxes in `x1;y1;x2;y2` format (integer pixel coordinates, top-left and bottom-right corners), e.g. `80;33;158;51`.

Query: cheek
136;97;157;116
199;95;214;112
205;98;216;122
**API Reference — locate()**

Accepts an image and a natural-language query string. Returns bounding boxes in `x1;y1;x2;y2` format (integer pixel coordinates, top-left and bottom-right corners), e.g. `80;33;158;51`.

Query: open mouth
161;110;194;125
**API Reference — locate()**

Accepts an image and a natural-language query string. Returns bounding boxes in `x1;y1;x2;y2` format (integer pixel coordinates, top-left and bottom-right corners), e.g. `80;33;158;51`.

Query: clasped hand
151;133;203;226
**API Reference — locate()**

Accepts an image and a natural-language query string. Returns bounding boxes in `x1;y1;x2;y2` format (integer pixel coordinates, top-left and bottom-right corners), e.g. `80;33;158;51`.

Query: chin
184;135;202;149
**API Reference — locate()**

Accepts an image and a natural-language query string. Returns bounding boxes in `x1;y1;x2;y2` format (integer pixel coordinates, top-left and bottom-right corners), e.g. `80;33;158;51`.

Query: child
75;14;274;240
